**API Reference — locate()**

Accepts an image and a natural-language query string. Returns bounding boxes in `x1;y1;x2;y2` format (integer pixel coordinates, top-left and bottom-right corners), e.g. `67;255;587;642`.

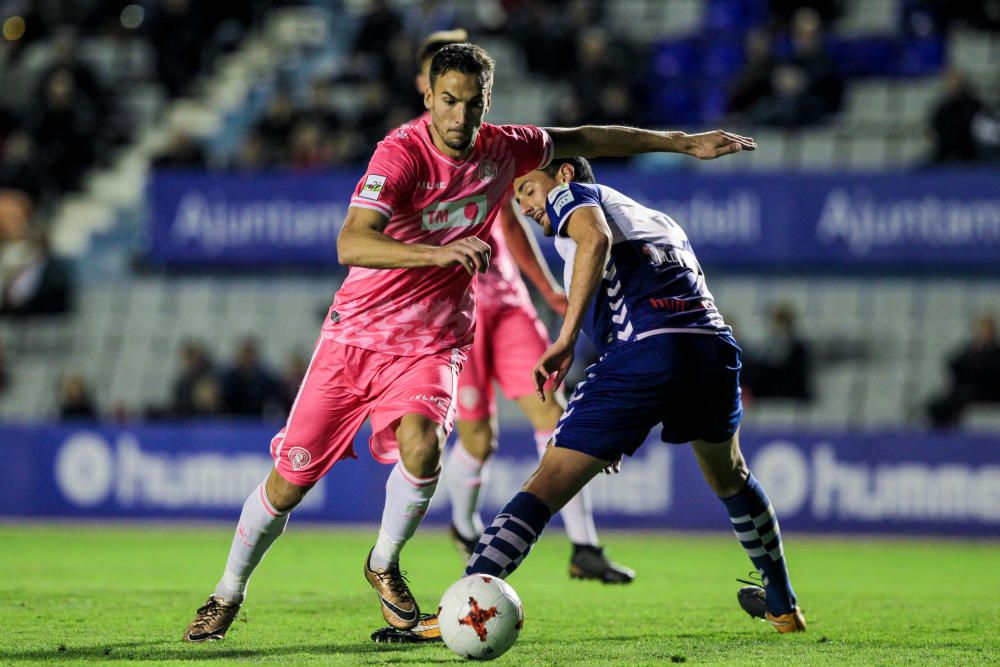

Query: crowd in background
0;0;999;427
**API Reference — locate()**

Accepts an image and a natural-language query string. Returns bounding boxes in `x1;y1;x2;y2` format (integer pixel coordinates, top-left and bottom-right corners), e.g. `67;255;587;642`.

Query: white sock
536;430;599;547
370;462;439;570
214;480;289;604
443;440;490;541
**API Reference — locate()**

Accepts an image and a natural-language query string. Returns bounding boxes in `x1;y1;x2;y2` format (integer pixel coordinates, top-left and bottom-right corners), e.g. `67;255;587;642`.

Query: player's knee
397;419;445;477
459;421;497;461
265;468;310;512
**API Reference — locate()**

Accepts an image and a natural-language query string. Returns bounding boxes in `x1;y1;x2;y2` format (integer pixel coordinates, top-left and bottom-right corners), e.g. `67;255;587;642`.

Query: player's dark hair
429;43;494;90
543;157;596;184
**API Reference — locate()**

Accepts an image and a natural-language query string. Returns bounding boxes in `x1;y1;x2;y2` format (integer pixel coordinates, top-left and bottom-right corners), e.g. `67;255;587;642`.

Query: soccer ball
438;574;524;660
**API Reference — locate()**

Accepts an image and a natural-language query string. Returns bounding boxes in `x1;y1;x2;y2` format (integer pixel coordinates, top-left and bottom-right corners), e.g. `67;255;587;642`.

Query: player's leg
465;444;609;578
444;415;497;556
443;311;497;554
692;432;805;632
682;332;804;633
517;391;634;583
467;349;656;580
366;348;464;629
185;338;368;642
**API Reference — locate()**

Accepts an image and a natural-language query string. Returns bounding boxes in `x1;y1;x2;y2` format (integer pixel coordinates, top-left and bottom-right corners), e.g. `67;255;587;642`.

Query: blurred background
0;0;997;535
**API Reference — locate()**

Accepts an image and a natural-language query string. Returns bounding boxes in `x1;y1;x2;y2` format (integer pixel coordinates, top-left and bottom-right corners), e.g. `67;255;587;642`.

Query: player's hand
543;290;569;317
682;130;756;159
532;337;575;400
435;237;491;275
602;457;622;475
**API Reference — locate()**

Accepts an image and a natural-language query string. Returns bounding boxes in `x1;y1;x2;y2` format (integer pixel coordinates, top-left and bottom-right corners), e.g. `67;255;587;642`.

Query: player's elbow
336;230;359;267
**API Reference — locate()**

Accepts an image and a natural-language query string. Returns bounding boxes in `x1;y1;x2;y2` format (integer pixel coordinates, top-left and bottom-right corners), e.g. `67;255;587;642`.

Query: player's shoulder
546;181;601;210
480;122;545;145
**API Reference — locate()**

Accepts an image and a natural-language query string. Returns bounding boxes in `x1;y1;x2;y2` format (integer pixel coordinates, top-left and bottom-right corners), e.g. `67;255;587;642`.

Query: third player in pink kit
183;42;758;644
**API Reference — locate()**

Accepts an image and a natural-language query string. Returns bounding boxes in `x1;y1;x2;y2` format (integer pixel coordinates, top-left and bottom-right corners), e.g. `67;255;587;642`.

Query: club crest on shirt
359;174;387;201
477;159;497;184
288;447;311;471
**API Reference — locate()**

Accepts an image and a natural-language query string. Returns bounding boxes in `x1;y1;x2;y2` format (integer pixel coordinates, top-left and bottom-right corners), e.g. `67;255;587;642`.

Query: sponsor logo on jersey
359;174;387;201
410;393;449;407
417;180;448;189
477;159;497;184
421;194;488;230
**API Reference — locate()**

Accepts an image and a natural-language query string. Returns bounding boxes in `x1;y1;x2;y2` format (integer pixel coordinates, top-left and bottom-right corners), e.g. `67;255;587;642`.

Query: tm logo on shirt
421;194;488;230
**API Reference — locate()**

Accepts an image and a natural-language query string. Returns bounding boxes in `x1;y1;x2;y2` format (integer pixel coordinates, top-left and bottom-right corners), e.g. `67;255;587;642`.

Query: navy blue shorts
552;332;743;461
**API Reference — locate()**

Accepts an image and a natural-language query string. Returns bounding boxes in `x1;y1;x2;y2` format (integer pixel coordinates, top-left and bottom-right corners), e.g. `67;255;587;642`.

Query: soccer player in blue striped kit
463;156;806;633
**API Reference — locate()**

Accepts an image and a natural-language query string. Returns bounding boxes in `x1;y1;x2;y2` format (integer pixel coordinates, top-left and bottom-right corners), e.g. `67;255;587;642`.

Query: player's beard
442;131;474;152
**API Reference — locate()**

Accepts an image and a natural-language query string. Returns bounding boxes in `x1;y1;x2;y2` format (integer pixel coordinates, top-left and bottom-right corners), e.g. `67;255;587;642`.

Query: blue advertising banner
148;169;1000;270
2;424;998;537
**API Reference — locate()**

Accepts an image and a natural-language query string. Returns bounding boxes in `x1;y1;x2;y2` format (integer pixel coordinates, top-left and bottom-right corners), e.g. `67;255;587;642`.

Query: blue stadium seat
830;37;901;77
897;36;945;77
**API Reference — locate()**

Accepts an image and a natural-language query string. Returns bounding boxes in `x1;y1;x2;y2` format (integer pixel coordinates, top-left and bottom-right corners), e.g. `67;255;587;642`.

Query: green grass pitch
1;524;998;665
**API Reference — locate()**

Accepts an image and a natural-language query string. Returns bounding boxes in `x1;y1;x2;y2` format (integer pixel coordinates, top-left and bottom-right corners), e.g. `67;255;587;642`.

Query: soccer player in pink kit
183;42;756;643
409;31;634;584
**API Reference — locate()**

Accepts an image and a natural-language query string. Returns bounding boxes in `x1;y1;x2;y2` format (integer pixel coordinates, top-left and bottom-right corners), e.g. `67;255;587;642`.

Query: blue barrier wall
2;423;998;537
149;169;1000;270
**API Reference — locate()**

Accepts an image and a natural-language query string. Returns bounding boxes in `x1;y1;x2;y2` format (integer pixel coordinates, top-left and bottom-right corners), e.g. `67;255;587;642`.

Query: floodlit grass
1;524;998;665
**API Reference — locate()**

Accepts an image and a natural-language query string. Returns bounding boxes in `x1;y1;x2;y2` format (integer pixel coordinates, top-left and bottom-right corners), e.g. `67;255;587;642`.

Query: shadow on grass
1;639;456;662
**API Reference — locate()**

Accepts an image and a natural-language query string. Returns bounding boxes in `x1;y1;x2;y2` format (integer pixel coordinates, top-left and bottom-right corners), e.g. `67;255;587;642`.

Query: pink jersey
477;204;534;312
325;117;553;355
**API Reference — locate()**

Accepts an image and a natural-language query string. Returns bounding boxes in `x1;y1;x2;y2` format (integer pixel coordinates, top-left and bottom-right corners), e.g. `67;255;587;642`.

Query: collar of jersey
418;120;480;167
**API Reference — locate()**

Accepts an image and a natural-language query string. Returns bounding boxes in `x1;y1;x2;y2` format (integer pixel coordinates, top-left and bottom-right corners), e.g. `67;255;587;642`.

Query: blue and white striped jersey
546;181;728;353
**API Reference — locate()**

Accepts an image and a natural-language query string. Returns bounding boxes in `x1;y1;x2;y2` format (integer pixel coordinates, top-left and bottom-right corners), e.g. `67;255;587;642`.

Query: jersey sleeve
349;139;417;220
498;124;554;177
546;182;602;237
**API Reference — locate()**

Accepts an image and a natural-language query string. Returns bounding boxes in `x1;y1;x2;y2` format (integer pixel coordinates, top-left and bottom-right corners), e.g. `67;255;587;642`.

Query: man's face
425;69;489;154
514;170;560;236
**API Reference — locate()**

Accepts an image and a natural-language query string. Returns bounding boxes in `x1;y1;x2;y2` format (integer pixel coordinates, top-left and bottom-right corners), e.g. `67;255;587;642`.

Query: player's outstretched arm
532;206;611;398
337;206;491;274
544;126;756;160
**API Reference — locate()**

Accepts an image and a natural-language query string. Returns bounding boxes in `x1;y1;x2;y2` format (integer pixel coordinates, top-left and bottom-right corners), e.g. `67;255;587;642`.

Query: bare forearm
558;238;608;343
547;126;690;159
337;228;438;269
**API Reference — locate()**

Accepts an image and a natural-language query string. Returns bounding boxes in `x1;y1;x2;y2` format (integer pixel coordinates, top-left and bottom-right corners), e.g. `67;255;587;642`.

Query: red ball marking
458;596;499;642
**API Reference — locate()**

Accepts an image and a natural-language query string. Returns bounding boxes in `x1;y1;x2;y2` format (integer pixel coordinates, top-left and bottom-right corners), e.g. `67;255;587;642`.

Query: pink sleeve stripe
538;130;554;169
349;199;393;218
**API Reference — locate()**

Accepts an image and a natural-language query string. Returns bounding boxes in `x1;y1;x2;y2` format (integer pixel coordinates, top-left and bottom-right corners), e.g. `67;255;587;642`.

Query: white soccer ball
438;574;524;660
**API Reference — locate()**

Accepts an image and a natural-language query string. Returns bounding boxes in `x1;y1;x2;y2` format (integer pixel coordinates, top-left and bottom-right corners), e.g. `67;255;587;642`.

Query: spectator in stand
742;303;813;402
928;70;984;164
254;88;297;164
58;373;98;420
0;337;7;393
0;130;45;203
221;337;282;417
172;340;218;417
927;315;1000;428
233;130;268;171
351;0;404;79
769;0;842;29
751;8;841;126
147;0;206;97
34;28;108;138
288;120;334;170
32;67;98;192
356;81;393;151
727;29;776;116
153;132;208;168
0;232;73;317
279;351;309;412
972;77;1000;162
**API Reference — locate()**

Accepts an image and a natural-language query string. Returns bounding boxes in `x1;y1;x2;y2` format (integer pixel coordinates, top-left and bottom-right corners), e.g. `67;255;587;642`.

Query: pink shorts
457;303;550;421
271;336;465;485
